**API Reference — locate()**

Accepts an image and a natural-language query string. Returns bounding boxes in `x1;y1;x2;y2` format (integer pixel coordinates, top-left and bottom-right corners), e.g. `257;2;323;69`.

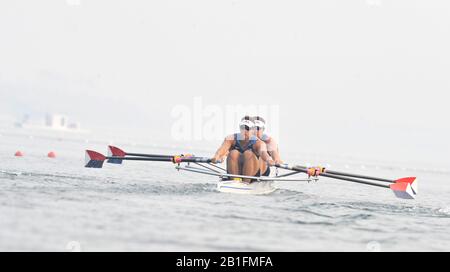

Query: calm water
1;131;449;251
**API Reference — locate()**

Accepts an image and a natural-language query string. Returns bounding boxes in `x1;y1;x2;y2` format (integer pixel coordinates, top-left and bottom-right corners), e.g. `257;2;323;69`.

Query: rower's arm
254;140;275;166
266;137;282;163
212;136;234;162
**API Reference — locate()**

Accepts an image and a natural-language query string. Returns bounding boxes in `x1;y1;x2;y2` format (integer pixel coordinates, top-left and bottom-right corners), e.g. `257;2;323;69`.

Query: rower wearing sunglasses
211;116;275;182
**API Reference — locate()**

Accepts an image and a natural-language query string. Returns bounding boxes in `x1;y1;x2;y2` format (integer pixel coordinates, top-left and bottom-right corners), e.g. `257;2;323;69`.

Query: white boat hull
217;180;276;195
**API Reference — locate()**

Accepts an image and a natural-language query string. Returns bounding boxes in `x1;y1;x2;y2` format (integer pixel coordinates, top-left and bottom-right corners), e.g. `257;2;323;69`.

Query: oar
292;165;416;186
85;150;211;169
277;164;417;199
106;145;192;164
292;165;417;195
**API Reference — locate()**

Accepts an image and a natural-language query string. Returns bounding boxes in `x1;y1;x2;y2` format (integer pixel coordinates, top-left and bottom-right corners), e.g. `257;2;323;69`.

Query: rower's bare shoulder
253;138;267;148
221;135;235;148
266;137;275;144
256;137;267;144
224;134;235;141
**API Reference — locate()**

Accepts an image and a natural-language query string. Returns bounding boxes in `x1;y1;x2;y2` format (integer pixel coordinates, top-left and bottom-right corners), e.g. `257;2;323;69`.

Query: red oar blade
390;182;416;199
107;145;126;164
395;177;417;194
85;150;106;168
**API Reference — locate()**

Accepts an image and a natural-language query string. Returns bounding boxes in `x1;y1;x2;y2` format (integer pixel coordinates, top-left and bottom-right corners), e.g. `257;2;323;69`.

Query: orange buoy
47;151;56;158
15;151;24;157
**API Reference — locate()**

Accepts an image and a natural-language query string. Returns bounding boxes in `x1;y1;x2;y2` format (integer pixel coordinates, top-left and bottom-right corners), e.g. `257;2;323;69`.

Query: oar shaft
293;165;394;183
108;146;189;159
106;156;212;163
108;156;172;162
277;164;390;188
320;172;390;188
126;152;172;158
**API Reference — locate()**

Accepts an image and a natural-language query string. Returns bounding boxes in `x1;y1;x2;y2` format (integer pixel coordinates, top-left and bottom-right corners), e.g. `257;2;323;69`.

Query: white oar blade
85;150;106;168
390;182;415;199
107;146;125;164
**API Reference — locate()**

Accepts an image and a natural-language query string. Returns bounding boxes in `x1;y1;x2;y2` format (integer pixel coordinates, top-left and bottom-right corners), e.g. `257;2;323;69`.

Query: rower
252;116;282;177
252;116;323;179
211;116;275;182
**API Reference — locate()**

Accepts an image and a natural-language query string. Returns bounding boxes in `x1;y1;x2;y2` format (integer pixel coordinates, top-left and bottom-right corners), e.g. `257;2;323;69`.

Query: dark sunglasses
240;125;253;131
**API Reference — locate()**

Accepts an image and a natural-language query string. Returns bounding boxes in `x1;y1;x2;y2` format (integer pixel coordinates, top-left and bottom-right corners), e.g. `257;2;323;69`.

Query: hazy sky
1;0;449;164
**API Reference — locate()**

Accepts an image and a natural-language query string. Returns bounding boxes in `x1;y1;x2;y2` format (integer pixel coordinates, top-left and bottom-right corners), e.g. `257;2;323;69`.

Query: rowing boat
83;145;418;199
173;161;316;195
175;163;304;195
217;180;276;195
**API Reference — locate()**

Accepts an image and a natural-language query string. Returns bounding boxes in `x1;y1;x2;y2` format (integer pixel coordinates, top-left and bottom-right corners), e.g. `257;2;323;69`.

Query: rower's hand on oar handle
211;156;223;164
267;158;276;167
274;159;283;165
307;166;326;177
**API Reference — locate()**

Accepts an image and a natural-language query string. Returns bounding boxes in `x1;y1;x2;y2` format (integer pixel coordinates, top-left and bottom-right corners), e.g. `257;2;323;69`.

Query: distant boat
14;113;89;134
